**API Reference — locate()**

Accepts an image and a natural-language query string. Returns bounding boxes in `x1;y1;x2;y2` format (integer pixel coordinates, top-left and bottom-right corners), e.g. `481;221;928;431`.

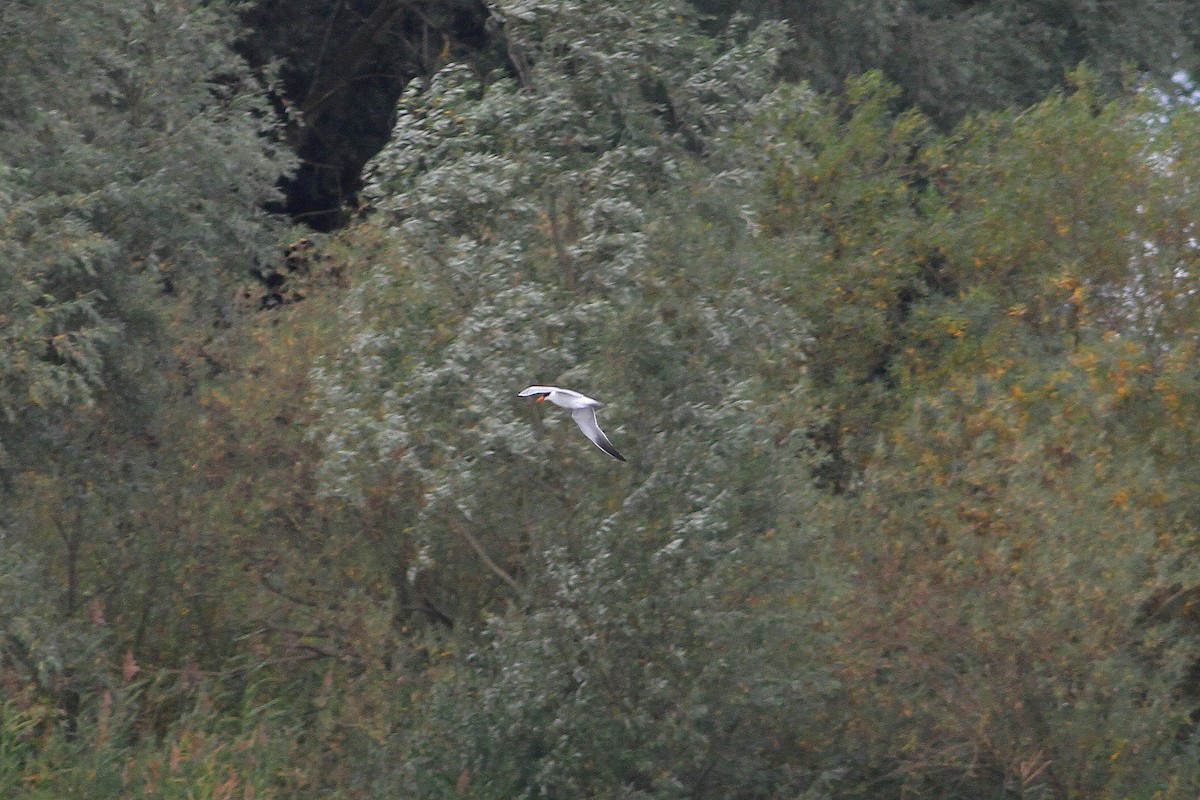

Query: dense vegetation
4;0;1200;797
237;0;1200;225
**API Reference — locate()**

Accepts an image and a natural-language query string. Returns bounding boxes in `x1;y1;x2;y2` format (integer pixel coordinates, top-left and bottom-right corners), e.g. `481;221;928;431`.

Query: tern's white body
519;385;626;462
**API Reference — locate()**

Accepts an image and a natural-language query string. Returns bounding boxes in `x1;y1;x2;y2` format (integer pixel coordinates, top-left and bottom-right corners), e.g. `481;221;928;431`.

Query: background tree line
3;0;1200;797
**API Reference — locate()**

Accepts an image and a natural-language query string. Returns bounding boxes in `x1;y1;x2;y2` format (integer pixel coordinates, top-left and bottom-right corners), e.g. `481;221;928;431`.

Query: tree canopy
5;0;1200;798
238;0;1199;224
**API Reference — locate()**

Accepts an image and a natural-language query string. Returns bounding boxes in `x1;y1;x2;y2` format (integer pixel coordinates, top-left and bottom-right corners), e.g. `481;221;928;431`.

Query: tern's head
535;392;550;403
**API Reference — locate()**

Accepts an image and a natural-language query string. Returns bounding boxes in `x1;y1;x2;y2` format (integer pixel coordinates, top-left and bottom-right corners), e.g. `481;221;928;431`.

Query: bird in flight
518;385;626;462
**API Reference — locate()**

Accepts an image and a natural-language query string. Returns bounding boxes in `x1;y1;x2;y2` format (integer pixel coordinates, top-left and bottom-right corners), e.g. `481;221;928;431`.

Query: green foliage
314;0;806;627
0;0;288;464
0;0;289;632
308;10;1200;796
0;539;112;739
754;69;1200;797
700;0;1198;127
403;510;833;799
9;0;1200;796
749;71;938;485
815;355;1200;796
0;2;300;792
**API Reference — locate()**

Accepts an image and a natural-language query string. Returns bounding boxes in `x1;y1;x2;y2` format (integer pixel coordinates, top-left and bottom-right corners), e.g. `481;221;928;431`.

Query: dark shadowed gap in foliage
246;236;350;310
234;0;500;232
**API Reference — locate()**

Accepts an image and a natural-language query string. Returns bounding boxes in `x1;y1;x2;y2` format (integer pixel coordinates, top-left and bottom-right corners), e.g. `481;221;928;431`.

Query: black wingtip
600;443;626;462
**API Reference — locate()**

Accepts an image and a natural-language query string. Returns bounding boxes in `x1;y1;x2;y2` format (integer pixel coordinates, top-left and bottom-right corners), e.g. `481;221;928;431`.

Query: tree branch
448;517;524;594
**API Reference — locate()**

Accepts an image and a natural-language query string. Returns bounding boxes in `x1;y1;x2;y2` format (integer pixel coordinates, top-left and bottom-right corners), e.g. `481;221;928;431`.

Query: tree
304;6;843;794
313;0;804;625
769;71;1200;798
696;0;1198;128
0;0;288;464
0;0;290;724
399;483;834;799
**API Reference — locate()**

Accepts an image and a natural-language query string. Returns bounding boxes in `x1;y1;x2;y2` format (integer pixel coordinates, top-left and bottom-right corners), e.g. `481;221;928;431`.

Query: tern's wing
571;407;626;462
